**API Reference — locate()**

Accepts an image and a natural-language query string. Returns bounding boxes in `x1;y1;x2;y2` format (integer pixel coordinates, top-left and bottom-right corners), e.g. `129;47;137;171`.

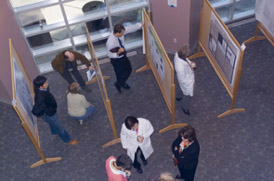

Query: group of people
30;22;199;180
106;120;200;181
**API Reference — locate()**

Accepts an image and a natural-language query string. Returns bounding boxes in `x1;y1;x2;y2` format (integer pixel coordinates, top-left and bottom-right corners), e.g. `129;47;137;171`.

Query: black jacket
32;88;57;117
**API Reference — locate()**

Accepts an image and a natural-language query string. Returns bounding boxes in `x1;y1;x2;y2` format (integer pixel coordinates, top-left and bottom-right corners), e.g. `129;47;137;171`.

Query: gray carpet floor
1;21;274;181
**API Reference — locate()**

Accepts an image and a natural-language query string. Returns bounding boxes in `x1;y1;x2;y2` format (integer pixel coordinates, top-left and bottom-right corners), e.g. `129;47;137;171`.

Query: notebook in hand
109;47;120;53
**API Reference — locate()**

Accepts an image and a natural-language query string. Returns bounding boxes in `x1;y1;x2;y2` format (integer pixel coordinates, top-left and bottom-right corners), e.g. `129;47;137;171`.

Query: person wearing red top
105;154;132;181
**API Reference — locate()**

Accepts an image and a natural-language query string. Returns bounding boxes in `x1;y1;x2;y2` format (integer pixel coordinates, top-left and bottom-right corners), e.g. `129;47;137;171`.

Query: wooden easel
244;22;274;46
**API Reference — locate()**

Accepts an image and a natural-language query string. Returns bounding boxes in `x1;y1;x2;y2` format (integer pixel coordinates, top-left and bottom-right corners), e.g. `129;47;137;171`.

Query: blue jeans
41;113;71;143
72;105;96;120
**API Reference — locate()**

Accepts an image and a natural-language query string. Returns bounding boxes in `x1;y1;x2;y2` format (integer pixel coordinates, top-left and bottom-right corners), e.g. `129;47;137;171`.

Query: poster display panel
10;41;38;142
255;0;274;37
199;0;242;96
144;11;173;111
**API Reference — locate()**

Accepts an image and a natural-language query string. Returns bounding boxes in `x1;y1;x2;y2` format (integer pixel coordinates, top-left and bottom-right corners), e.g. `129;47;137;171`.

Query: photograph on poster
147;24;165;79
208;12;239;85
13;57;36;131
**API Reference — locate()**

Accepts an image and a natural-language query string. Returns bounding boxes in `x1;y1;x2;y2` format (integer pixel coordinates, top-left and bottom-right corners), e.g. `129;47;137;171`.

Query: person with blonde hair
67;82;96;125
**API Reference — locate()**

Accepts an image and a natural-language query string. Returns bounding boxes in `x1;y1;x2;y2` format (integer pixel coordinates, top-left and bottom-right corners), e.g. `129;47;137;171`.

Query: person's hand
174;146;178;151
125;170;131;176
138;136;144;143
117;48;125;55
88;66;94;70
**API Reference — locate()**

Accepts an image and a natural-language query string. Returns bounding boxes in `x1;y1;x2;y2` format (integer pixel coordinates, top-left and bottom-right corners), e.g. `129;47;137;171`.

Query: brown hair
67;82;81;94
179;125;197;142
177;45;190;59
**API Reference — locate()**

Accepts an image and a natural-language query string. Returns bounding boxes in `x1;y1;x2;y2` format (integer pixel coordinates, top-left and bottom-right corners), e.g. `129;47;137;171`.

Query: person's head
64;50;75;62
33;75;48;90
124;116;139;130
67;82;81;94
116;154;132;171
113;24;125;37
177;45;190;59
179;125;197;143
158;172;175;181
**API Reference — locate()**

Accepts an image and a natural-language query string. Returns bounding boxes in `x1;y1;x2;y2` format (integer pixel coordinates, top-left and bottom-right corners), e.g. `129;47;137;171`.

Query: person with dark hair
120;116;154;174
171;125;200;181
174;45;196;115
106;22;142;93
31;75;78;145
105;154;132;181
51;50;94;92
66;82;96;125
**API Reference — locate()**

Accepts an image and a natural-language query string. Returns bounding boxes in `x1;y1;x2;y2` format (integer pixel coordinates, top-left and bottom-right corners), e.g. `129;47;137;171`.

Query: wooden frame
85;26;120;148
244;21;274;46
137;9;187;133
9;39;61;168
189;0;245;118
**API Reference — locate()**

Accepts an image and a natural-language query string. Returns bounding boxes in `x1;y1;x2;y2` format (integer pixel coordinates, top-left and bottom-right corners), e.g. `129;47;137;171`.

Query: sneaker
122;83;131;89
68;139;78;145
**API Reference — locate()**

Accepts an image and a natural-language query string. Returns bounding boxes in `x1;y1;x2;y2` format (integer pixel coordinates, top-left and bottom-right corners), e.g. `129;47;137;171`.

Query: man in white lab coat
120;116;154;174
174;45;196;115
106;23;142;93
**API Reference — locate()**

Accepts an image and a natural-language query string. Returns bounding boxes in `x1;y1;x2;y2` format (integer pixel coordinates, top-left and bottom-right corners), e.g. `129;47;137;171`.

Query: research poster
208;12;240;85
147;23;165;80
12;56;37;134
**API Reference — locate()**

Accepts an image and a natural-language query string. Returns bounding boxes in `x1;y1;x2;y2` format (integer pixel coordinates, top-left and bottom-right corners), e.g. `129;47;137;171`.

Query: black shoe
143;160;147;166
122;83;131;89
114;82;121;93
82;86;91;92
176;97;182;101
136;168;143;174
181;108;190;115
176;174;183;179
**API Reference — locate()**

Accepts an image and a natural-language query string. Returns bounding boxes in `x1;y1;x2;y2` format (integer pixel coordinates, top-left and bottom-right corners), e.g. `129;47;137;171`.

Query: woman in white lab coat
120;116;154;174
174;45;196;115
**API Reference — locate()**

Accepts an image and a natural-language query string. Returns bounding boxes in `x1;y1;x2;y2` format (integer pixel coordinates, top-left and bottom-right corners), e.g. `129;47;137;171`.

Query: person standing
120;116;154;174
66;82;96;125
106;23;142;93
105;154;132;181
174;45;196;115
32;75;78;145
171;126;200;181
51;50;93;92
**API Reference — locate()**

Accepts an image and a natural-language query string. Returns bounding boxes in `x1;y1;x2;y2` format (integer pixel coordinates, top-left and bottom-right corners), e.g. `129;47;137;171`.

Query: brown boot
68;139;78;145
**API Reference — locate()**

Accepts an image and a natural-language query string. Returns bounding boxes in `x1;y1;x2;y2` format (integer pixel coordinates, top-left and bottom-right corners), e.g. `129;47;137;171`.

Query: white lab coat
174;53;195;97
120;118;154;161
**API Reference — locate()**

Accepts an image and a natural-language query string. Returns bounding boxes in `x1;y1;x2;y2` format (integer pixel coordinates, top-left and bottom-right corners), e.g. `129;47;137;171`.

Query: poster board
137;9;187;133
244;0;274;46
9;39;38;142
143;9;174;113
9;39;61;168
85;26;120;148
189;0;245;118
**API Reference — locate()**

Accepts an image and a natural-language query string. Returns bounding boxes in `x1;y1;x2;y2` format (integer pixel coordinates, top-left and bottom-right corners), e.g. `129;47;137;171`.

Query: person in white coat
120;116;154;174
174;45;196;115
106;23;142;93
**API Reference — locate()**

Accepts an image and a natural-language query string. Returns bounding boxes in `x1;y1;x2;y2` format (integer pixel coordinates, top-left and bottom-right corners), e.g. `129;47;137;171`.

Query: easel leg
159;123;188;134
31;157;62;168
188;42;206;60
102;138;121;148
244;23;265;45
86;76;110;85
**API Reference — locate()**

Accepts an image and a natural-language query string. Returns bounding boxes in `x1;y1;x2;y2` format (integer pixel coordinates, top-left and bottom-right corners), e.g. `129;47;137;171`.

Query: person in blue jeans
32;75;78;145
67;82;96;125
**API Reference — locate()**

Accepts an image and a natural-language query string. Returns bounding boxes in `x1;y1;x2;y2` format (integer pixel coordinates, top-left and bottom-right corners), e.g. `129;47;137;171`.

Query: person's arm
174;141;199;164
171;136;181;155
142;119;154;138
81;95;90;108
51;54;64;73
124;22;142;35
73;51;91;68
120;125;130;150
106;35;120;59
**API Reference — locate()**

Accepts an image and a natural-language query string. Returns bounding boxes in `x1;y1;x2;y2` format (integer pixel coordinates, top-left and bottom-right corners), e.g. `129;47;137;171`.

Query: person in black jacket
32;75;78;145
172;126;200;181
